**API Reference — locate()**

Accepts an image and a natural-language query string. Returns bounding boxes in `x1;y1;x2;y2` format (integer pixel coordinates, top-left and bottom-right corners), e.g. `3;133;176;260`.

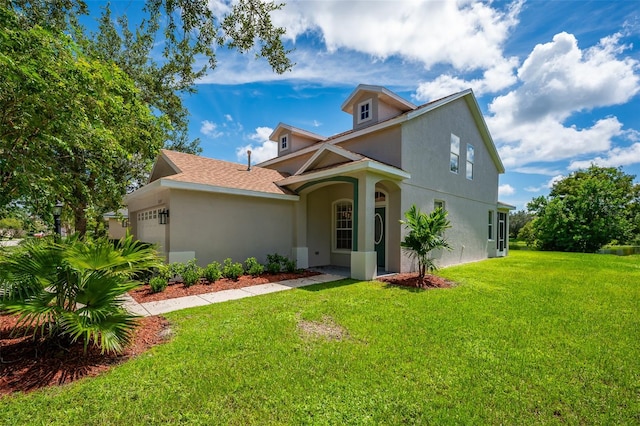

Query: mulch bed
0;315;171;396
129;270;321;303
0;270;320;396
377;272;456;289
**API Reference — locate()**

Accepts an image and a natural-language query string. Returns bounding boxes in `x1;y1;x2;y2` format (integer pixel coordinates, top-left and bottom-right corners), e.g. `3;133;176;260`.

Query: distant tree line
510;165;640;252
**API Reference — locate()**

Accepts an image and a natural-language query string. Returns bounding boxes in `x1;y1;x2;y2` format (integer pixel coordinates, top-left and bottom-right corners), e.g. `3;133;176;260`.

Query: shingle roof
159;150;293;195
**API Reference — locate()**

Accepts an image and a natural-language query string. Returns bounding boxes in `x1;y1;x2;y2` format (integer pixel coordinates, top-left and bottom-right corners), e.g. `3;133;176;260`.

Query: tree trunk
73;203;87;237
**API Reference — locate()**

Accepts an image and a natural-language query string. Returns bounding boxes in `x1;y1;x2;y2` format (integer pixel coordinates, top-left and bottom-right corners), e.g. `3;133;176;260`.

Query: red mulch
129;270;321;303
377;272;455;289
0;315;171;396
0;270;319;396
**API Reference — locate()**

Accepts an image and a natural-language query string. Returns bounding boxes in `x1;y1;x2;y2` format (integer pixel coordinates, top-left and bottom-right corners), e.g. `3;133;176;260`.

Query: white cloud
224;114;233;122
275;0;522;71
524;175;564;192
487;31;640;168
200;120;224;138
414;56;520;100
499;184;515;196
569;143;640;170
235;127;277;164
201;0;523;87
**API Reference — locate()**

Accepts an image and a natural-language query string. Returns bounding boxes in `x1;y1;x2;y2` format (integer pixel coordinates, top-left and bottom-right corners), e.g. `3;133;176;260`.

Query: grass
2;251;639;424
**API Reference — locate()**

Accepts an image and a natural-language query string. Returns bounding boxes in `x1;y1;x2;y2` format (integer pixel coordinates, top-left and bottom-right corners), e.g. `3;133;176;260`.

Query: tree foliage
509;210;533;239
0;6;167;235
1;1;293;235
0;234;163;354
526;166;640;252
400;206;452;281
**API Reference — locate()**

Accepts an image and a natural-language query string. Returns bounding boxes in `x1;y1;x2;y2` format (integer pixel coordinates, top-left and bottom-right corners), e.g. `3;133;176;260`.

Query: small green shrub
182;267;202;287
149;276;168;293
222;258;244;281
266;253;296;274
244;257;264;276
284;258;296;273
203;261;222;283
166;262;185;280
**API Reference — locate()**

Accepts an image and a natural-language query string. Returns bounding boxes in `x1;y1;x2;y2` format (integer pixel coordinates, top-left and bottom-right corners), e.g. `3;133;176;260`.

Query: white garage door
136;208;166;252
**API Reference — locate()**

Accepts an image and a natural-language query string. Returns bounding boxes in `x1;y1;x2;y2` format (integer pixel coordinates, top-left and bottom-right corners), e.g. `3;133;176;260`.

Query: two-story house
126;84;513;280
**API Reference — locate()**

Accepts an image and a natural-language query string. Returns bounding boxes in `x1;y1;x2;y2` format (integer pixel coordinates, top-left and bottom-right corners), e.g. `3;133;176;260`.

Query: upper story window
450;134;460;173
466;144;475;180
280;134;289;151
357;99;372;124
334;200;353;251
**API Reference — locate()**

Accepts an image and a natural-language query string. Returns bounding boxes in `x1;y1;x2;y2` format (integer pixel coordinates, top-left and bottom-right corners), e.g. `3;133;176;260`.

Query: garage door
136;208;166;252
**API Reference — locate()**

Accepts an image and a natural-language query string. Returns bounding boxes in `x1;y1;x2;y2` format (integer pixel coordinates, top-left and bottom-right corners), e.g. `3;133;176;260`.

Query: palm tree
0;234;162;353
400;205;452;284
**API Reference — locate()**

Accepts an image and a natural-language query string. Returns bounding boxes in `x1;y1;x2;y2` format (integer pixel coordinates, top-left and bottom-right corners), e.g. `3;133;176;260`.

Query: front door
375;207;386;268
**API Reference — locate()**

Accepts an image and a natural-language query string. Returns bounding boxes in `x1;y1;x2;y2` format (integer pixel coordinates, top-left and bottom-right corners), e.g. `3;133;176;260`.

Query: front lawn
2;251;639;424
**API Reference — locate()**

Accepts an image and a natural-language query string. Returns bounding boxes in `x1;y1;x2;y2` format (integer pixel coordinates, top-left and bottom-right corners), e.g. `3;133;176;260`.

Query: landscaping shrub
266;253;296;274
181;259;202;287
203;261;222;283
222;258;244;281
244;257;264;276
166;262;186;280
0;234;162;354
266;253;285;274
149;276;168;293
284;258;296;273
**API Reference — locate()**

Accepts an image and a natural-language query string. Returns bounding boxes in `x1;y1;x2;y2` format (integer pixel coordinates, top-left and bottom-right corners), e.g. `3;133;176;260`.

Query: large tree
527;165;640;252
0;6;167;235
1;1;293;234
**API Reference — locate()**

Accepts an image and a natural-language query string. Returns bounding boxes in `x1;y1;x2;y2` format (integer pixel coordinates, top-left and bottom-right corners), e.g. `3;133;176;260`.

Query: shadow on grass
378;282;425;293
298;279;359;292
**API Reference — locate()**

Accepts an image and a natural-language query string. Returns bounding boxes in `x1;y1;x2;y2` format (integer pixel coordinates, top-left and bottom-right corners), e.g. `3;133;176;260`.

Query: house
126;84;513;280
103;209;129;240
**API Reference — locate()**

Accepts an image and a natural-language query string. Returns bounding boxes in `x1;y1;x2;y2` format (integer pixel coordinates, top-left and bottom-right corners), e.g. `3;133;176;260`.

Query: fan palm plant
0;234;162;353
400;205;452;283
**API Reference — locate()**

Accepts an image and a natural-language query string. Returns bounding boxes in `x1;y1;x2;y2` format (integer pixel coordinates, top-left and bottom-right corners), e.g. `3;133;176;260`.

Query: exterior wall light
158;209;169;225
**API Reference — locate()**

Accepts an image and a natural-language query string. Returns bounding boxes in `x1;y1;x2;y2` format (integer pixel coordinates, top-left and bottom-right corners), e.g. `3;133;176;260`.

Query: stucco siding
306;183;353;267
168;190;295;266
338;126;402;168
401;98;499;206
398;97;500;272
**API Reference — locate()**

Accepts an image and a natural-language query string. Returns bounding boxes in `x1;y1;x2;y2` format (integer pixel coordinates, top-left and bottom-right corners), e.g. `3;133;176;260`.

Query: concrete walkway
122;273;347;317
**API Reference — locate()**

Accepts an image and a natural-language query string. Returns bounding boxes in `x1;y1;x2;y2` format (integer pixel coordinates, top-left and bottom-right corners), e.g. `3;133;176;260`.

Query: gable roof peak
341;84;416;114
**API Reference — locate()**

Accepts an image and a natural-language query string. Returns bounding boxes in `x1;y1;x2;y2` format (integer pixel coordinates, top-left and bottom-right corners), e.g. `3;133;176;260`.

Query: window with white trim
280;134;288;150
488;210;494;239
357;99;372;124
334;200;353;251
466;144;474;180
450;134;460;173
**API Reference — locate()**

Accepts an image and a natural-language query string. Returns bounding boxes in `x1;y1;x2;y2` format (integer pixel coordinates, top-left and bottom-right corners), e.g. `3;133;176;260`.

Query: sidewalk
122;273;347;317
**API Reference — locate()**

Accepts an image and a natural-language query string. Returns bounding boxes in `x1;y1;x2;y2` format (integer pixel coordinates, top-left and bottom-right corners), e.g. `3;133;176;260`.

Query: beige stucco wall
338;126;402;168
107;218;128;240
168;189;295;266
399;97;500;271
305;183;353;268
263;151;315;176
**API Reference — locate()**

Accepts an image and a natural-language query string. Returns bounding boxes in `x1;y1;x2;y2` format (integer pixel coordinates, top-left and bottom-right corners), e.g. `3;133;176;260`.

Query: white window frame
450;134;460;174
332;199;353;253
357;99;372;124
466;144;474;180
280;134;289;151
488;210;494;240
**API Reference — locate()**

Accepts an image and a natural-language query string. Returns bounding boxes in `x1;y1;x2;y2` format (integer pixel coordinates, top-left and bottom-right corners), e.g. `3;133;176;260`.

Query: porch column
292;193;309;268
351;173;377;280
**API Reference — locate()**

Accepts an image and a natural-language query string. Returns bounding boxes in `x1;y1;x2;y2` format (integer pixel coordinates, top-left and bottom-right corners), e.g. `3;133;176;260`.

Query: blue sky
92;0;639;210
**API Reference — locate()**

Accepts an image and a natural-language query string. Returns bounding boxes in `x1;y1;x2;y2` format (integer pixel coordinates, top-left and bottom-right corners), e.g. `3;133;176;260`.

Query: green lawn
2;251;639;425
